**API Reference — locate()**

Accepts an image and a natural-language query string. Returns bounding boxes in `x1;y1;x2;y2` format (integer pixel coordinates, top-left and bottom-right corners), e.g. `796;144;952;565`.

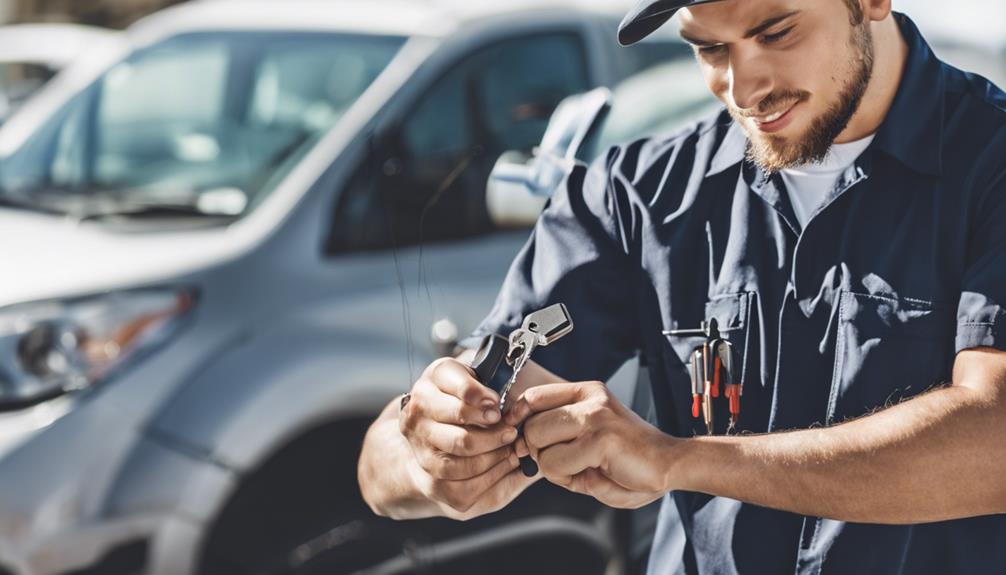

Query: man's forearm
358;399;442;520
667;384;1006;524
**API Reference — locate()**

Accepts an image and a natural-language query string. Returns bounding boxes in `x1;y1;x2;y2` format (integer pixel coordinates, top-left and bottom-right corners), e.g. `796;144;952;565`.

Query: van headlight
0;289;195;409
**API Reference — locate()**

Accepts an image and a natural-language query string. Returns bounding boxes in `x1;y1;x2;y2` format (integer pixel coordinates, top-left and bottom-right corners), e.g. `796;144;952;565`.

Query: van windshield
0;31;405;221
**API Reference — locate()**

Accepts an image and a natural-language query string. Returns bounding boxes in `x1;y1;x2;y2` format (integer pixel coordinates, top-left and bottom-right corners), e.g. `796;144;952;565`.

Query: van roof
0;24;121;67
130;0;634;40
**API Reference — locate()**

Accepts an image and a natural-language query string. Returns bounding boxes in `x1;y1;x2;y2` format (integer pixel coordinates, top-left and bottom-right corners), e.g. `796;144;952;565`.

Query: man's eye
762;26;794;44
697;44;726;56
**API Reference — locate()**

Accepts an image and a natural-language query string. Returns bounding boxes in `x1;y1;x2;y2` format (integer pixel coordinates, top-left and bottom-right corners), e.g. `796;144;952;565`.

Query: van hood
0;209;244;307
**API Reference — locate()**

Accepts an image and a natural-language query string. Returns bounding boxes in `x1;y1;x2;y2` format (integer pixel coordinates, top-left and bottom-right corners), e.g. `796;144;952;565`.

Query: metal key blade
504;303;576;478
500;328;538;412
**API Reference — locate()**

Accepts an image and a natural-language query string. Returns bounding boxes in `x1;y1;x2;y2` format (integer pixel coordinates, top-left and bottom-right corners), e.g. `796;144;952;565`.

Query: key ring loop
506;341;526;365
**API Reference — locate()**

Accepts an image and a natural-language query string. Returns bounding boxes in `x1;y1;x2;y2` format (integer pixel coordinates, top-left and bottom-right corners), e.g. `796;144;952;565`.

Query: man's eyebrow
679;30;717;47
744;10;800;39
679;10;801;46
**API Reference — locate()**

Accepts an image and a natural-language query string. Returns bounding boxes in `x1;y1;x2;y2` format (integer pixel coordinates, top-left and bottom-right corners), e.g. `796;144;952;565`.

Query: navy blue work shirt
470;13;1006;575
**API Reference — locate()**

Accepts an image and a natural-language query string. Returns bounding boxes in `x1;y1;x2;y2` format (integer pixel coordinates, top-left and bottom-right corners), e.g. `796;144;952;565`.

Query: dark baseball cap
618;0;725;46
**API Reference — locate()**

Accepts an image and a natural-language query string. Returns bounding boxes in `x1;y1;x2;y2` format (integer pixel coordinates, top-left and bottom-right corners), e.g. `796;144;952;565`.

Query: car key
504;303;574;476
470;303;574;477
470;333;510;386
499;303;574;410
469;333;541;476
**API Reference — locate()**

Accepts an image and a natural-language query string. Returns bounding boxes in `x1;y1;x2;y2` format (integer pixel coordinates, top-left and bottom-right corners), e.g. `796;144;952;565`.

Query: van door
326;31;593;351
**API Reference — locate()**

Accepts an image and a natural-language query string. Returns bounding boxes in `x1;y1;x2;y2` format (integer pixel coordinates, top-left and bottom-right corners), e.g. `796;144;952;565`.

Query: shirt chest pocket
661;292;759;435
827;291;955;423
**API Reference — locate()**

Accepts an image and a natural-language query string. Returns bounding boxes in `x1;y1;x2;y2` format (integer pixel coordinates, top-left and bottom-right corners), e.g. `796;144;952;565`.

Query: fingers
514;436;530;458
416;419;518;457
521;405;584;451
505;381;602;426
410;378;501;427
421;451;523;515
550;468;660;510
426;358;500;407
414;445;515;481
536;435;605;479
563;468;657;509
450;466;541;520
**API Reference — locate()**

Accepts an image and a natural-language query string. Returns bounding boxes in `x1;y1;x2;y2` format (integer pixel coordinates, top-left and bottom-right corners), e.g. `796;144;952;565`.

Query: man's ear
863;0;894;23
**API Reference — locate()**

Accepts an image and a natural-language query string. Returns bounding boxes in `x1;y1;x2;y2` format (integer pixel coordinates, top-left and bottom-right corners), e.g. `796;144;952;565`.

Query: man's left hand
505;381;676;509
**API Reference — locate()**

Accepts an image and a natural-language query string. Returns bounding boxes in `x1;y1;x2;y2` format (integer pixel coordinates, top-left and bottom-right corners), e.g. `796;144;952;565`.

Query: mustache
735;90;811;117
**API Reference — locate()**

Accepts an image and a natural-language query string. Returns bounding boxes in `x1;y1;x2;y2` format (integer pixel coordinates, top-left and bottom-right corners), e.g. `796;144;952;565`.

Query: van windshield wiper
0;186;246;222
0;193;68;216
74;201;238;222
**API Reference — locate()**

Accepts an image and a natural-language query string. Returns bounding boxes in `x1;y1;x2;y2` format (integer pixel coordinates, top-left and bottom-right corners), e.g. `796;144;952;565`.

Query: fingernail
515;439;529;457
483;408;500;423
481;399;497;410
515;405;526;421
502;427;518;443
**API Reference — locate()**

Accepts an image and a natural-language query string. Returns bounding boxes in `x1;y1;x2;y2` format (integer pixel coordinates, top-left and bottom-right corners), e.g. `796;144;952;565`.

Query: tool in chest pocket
666;318;741;435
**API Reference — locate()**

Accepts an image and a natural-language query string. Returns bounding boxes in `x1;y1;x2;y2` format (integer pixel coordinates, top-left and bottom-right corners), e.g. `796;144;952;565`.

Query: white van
0;1;709;573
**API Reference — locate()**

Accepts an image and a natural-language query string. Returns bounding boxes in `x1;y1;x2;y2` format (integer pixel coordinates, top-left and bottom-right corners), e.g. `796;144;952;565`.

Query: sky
896;0;1005;50
0;0;1000;50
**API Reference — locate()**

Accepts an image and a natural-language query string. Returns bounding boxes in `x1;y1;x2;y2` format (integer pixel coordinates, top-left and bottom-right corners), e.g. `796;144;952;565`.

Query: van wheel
198;418;620;575
197;418;396;575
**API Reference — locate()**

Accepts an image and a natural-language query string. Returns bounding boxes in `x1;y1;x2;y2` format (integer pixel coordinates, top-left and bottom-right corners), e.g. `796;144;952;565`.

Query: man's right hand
399;357;538;519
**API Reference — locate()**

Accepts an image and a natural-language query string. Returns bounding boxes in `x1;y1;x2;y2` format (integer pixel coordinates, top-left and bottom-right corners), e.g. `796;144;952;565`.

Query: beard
732;19;875;173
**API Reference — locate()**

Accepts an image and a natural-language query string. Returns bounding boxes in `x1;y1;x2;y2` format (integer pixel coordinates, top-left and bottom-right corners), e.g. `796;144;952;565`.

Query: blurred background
0;1;1000;574
0;0;1001;124
2;0;182;28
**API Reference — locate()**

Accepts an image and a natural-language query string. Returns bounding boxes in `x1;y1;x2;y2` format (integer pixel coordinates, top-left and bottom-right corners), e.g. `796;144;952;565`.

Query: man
358;0;1006;572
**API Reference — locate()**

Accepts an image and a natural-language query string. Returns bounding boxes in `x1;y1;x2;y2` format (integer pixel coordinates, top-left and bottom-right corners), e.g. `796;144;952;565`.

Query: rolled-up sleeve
956;169;1006;353
465;148;642;383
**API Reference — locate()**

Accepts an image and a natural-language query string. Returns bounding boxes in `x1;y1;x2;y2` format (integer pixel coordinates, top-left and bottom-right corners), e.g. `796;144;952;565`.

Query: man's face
679;0;875;172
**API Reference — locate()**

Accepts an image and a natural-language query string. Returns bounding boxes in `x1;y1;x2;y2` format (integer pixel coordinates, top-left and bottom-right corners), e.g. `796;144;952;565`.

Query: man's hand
394;357;538;519
506;381;675;509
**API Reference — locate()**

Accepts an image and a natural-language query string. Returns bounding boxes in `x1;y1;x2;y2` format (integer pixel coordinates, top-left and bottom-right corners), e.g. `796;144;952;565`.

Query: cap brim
617;0;725;46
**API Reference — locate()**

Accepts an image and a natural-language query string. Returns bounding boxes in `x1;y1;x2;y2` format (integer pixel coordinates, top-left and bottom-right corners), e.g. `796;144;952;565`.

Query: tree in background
11;0;187;28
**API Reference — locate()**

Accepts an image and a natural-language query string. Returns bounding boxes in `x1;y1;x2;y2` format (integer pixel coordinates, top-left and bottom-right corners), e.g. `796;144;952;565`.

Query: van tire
198;418;619;575
197;418;386;575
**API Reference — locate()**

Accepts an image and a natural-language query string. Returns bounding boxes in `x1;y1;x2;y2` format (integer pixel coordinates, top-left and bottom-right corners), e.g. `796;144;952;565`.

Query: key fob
471;334;509;387
470;334;538;477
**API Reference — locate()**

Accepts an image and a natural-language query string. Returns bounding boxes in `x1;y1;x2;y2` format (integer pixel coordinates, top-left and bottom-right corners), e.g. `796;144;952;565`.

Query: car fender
145;323;420;475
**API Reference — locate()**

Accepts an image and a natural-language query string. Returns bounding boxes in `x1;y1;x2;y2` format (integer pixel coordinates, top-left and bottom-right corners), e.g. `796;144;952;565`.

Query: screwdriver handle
711;356;721;398
470;334;538;477
726;384;742;417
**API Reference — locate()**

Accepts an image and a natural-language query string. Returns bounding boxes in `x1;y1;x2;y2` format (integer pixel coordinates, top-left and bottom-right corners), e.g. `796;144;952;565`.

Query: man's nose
728;48;773;111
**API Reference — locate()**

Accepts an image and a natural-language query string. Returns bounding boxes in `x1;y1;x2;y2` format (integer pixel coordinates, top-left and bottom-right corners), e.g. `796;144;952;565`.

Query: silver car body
0;1;712;573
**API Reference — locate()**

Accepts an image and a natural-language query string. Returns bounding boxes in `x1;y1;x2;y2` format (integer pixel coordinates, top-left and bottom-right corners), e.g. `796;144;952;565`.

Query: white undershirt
780;134;875;227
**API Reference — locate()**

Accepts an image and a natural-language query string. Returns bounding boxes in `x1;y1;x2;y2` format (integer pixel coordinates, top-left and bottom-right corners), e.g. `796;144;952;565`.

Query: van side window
327;32;590;254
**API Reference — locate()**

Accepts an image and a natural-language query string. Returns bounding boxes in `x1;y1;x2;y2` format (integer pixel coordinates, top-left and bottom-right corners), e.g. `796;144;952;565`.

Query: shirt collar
704;12;945;179
705;120;746;177
872;12;944;176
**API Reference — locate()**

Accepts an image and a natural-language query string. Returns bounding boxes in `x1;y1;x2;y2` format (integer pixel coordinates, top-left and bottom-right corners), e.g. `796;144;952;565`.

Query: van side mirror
486;88;612;228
